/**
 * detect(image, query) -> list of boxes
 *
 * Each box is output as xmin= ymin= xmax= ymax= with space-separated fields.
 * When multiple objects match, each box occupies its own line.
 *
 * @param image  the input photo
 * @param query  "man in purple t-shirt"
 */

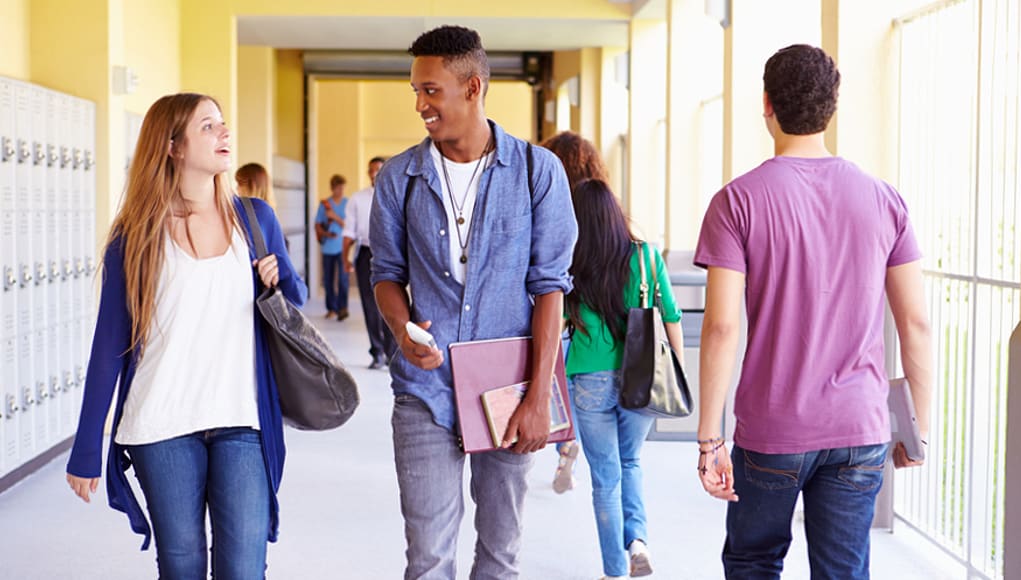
xmin=693 ymin=44 xmax=933 ymax=579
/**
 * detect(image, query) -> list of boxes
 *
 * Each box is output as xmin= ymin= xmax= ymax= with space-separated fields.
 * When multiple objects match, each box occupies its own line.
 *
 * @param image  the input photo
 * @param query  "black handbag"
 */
xmin=241 ymin=198 xmax=359 ymax=431
xmin=619 ymin=242 xmax=693 ymax=418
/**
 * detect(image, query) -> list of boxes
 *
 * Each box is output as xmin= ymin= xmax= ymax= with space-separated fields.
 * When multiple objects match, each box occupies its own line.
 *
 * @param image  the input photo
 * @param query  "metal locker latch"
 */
xmin=3 ymin=266 xmax=15 ymax=291
xmin=64 ymin=371 xmax=75 ymax=392
xmin=75 ymin=366 xmax=85 ymax=386
xmin=50 ymin=376 xmax=60 ymax=397
xmin=32 ymin=142 xmax=45 ymax=166
xmin=19 ymin=264 xmax=32 ymax=287
xmin=72 ymin=148 xmax=83 ymax=170
xmin=1 ymin=137 xmax=14 ymax=163
xmin=84 ymin=150 xmax=95 ymax=171
xmin=5 ymin=394 xmax=18 ymax=416
xmin=37 ymin=382 xmax=48 ymax=401
xmin=22 ymin=387 xmax=35 ymax=407
xmin=85 ymin=256 xmax=95 ymax=275
xmin=74 ymin=258 xmax=84 ymax=278
xmin=62 ymin=260 xmax=73 ymax=280
xmin=49 ymin=261 xmax=60 ymax=283
xmin=60 ymin=146 xmax=71 ymax=169
xmin=47 ymin=144 xmax=58 ymax=168
xmin=35 ymin=262 xmax=46 ymax=285
xmin=17 ymin=140 xmax=30 ymax=164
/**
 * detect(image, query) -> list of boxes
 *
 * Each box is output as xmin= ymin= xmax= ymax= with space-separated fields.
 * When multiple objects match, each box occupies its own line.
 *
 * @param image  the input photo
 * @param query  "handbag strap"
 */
xmin=635 ymin=241 xmax=662 ymax=310
xmin=240 ymin=197 xmax=269 ymax=260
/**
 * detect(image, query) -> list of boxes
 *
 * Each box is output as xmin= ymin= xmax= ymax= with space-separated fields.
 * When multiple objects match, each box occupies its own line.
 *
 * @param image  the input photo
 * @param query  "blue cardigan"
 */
xmin=66 ymin=197 xmax=308 ymax=549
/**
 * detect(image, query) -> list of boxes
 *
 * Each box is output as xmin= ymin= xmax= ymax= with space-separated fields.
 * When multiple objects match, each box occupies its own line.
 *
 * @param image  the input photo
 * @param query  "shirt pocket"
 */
xmin=489 ymin=213 xmax=531 ymax=271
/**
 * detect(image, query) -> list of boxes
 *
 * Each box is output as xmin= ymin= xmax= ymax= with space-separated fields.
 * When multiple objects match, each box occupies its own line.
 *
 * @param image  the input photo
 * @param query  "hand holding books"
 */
xmin=481 ymin=380 xmax=571 ymax=448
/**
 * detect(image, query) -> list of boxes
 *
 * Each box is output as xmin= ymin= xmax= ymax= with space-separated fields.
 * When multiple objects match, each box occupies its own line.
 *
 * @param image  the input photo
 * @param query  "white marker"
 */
xmin=405 ymin=321 xmax=438 ymax=350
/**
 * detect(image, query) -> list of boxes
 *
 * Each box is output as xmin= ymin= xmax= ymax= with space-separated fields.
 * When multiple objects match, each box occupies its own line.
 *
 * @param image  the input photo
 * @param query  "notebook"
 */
xmin=449 ymin=336 xmax=575 ymax=453
xmin=888 ymin=378 xmax=925 ymax=461
xmin=481 ymin=379 xmax=571 ymax=447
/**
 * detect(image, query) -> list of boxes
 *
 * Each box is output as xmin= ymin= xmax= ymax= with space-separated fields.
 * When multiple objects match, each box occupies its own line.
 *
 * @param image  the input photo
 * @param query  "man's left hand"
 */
xmin=503 ymin=397 xmax=550 ymax=454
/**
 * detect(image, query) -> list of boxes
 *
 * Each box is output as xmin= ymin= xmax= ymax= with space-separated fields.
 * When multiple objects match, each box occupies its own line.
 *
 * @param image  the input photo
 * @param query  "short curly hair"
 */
xmin=409 ymin=25 xmax=490 ymax=95
xmin=763 ymin=44 xmax=840 ymax=135
xmin=540 ymin=132 xmax=609 ymax=189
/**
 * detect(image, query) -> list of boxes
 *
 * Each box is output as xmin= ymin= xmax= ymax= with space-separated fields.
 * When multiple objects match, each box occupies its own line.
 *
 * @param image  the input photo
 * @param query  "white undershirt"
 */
xmin=430 ymin=142 xmax=493 ymax=284
xmin=115 ymin=229 xmax=259 ymax=445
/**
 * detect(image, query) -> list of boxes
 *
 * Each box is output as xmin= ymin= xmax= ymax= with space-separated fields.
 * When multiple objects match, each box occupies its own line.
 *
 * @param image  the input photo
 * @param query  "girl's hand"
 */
xmin=253 ymin=255 xmax=279 ymax=288
xmin=67 ymin=473 xmax=99 ymax=503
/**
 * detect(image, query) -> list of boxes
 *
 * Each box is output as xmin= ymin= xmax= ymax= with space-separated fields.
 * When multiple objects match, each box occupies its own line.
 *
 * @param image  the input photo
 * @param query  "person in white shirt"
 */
xmin=343 ymin=156 xmax=396 ymax=369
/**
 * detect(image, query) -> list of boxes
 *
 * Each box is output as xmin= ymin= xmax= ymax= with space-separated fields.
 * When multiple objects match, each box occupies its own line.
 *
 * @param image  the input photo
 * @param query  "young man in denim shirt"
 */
xmin=369 ymin=25 xmax=577 ymax=580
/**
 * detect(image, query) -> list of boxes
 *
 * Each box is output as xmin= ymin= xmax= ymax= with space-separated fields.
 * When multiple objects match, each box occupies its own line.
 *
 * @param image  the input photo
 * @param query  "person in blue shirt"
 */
xmin=370 ymin=25 xmax=578 ymax=579
xmin=315 ymin=174 xmax=350 ymax=320
xmin=65 ymin=93 xmax=307 ymax=578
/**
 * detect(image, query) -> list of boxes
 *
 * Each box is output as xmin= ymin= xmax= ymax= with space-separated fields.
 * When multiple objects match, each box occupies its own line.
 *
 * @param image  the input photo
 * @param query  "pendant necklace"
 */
xmin=439 ymin=136 xmax=492 ymax=264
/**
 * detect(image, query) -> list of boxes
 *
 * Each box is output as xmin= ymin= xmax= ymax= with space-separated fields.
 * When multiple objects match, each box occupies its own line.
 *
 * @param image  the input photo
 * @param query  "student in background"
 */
xmin=539 ymin=131 xmax=612 ymax=495
xmin=65 ymin=92 xmax=307 ymax=578
xmin=315 ymin=174 xmax=350 ymax=320
xmin=342 ymin=156 xmax=396 ymax=369
xmin=564 ymin=178 xmax=684 ymax=580
xmin=236 ymin=162 xmax=276 ymax=209
xmin=694 ymin=44 xmax=932 ymax=579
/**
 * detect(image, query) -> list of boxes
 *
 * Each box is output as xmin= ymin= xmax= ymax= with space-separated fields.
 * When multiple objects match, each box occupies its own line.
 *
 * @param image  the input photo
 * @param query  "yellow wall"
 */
xmin=123 ymin=0 xmax=180 ymax=116
xmin=315 ymin=81 xmax=361 ymax=199
xmin=0 ymin=0 xmax=31 ymax=80
xmin=275 ymin=49 xmax=304 ymax=161
xmin=237 ymin=46 xmax=276 ymax=171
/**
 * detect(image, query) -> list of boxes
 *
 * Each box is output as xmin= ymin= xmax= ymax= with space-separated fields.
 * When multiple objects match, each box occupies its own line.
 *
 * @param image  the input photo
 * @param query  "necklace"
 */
xmin=439 ymin=136 xmax=492 ymax=264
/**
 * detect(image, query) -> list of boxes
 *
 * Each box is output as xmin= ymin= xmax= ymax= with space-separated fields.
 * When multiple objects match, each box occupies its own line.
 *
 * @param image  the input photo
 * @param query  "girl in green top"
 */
xmin=564 ymin=178 xmax=685 ymax=580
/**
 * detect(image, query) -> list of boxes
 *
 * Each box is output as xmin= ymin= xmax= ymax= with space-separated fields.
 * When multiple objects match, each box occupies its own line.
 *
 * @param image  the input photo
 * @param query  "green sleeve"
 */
xmin=653 ymin=247 xmax=682 ymax=323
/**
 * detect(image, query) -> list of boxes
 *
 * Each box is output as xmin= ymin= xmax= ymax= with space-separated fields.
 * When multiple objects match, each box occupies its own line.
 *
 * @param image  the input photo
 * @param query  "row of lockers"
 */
xmin=0 ymin=76 xmax=96 ymax=479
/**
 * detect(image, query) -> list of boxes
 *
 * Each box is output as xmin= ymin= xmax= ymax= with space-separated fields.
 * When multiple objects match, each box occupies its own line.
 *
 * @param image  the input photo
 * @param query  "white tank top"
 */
xmin=115 ymin=229 xmax=259 ymax=445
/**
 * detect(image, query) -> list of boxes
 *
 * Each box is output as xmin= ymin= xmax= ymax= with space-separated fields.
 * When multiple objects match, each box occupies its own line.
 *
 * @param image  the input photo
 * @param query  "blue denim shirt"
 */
xmin=369 ymin=121 xmax=577 ymax=431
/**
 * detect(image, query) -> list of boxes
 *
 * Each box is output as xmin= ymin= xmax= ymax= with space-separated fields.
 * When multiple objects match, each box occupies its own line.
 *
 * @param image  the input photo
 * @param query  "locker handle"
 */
xmin=1 ymin=137 xmax=14 ymax=163
xmin=47 ymin=144 xmax=58 ymax=168
xmin=60 ymin=146 xmax=71 ymax=169
xmin=35 ymin=262 xmax=46 ymax=285
xmin=86 ymin=256 xmax=95 ymax=275
xmin=32 ymin=142 xmax=45 ymax=166
xmin=6 ymin=395 xmax=18 ymax=416
xmin=84 ymin=150 xmax=95 ymax=171
xmin=3 ymin=266 xmax=14 ymax=291
xmin=37 ymin=382 xmax=49 ymax=400
xmin=17 ymin=140 xmax=31 ymax=164
xmin=20 ymin=264 xmax=33 ymax=287
xmin=49 ymin=261 xmax=60 ymax=283
xmin=50 ymin=376 xmax=61 ymax=396
xmin=22 ymin=387 xmax=35 ymax=406
xmin=72 ymin=148 xmax=83 ymax=170
xmin=74 ymin=259 xmax=84 ymax=277
xmin=75 ymin=366 xmax=85 ymax=387
xmin=64 ymin=372 xmax=75 ymax=392
xmin=62 ymin=260 xmax=73 ymax=280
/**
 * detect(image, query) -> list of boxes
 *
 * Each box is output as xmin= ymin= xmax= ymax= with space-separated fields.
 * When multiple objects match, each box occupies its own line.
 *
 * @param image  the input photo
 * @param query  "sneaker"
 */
xmin=336 ymin=308 xmax=350 ymax=321
xmin=553 ymin=441 xmax=579 ymax=494
xmin=368 ymin=355 xmax=387 ymax=370
xmin=628 ymin=539 xmax=652 ymax=577
xmin=324 ymin=311 xmax=336 ymax=320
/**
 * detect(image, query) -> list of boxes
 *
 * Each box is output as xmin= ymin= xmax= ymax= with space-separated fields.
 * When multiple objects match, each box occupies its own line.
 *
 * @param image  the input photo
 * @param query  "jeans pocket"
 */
xmin=838 ymin=443 xmax=888 ymax=491
xmin=570 ymin=373 xmax=618 ymax=412
xmin=741 ymin=449 xmax=804 ymax=491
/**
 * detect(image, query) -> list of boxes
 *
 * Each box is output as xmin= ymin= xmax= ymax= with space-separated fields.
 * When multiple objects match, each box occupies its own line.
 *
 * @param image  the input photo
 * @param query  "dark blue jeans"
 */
xmin=322 ymin=252 xmax=348 ymax=313
xmin=126 ymin=427 xmax=270 ymax=580
xmin=723 ymin=443 xmax=888 ymax=580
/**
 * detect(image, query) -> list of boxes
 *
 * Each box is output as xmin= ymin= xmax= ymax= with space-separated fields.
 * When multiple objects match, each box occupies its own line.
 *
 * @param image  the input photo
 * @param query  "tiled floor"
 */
xmin=0 ymin=295 xmax=966 ymax=579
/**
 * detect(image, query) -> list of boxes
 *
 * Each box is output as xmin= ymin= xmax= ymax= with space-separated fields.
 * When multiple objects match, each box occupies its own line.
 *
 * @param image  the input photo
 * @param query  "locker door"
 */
xmin=44 ymin=90 xmax=63 ymax=440
xmin=29 ymin=86 xmax=49 ymax=449
xmin=69 ymin=98 xmax=86 ymax=419
xmin=1 ymin=335 xmax=18 ymax=477
xmin=0 ymin=79 xmax=16 ymax=340
xmin=57 ymin=94 xmax=74 ymax=431
xmin=13 ymin=82 xmax=36 ymax=462
xmin=60 ymin=319 xmax=76 ymax=429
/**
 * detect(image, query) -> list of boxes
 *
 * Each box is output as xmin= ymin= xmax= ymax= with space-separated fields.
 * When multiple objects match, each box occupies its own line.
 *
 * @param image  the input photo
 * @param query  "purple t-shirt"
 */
xmin=694 ymin=156 xmax=921 ymax=454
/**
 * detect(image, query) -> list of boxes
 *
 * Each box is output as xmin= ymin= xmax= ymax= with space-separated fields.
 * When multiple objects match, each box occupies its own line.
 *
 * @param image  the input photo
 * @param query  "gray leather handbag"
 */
xmin=241 ymin=198 xmax=359 ymax=431
xmin=619 ymin=242 xmax=693 ymax=418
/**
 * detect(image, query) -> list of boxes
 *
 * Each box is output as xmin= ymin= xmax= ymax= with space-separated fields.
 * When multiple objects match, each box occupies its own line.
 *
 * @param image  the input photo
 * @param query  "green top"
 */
xmin=565 ymin=243 xmax=682 ymax=376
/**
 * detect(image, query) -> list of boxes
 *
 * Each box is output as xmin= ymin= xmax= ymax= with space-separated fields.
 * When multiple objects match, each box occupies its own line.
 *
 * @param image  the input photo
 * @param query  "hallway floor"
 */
xmin=0 ymin=294 xmax=966 ymax=579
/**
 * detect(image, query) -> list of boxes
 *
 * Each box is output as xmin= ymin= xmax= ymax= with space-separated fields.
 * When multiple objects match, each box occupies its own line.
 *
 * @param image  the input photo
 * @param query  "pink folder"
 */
xmin=449 ymin=336 xmax=575 ymax=453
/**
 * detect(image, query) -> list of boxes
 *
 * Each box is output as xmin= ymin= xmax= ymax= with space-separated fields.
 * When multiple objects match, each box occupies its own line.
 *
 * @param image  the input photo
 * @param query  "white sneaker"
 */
xmin=628 ymin=539 xmax=653 ymax=577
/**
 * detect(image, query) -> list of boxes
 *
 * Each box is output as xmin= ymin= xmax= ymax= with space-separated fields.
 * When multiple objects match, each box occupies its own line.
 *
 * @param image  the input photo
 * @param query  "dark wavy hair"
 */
xmin=409 ymin=25 xmax=490 ymax=96
xmin=566 ymin=179 xmax=636 ymax=344
xmin=539 ymin=132 xmax=610 ymax=190
xmin=763 ymin=44 xmax=840 ymax=135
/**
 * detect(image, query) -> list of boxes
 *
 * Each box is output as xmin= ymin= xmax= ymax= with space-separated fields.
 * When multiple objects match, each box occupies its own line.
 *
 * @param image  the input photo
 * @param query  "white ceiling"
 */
xmin=237 ymin=15 xmax=631 ymax=52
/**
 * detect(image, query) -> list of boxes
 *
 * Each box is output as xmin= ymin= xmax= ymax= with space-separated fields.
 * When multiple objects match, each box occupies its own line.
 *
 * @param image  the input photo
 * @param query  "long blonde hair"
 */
xmin=108 ymin=93 xmax=238 ymax=357
xmin=236 ymin=162 xmax=276 ymax=209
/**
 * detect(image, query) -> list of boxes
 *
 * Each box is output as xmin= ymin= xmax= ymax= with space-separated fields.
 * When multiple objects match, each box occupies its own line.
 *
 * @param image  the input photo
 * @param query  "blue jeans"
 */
xmin=570 ymin=370 xmax=655 ymax=577
xmin=724 ymin=443 xmax=889 ymax=580
xmin=126 ymin=428 xmax=270 ymax=580
xmin=391 ymin=393 xmax=533 ymax=580
xmin=322 ymin=252 xmax=348 ymax=313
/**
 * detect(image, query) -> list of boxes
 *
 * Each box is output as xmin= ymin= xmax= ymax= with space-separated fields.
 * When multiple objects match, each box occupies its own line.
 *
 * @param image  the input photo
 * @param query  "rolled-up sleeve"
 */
xmin=526 ymin=147 xmax=577 ymax=296
xmin=369 ymin=161 xmax=409 ymax=288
